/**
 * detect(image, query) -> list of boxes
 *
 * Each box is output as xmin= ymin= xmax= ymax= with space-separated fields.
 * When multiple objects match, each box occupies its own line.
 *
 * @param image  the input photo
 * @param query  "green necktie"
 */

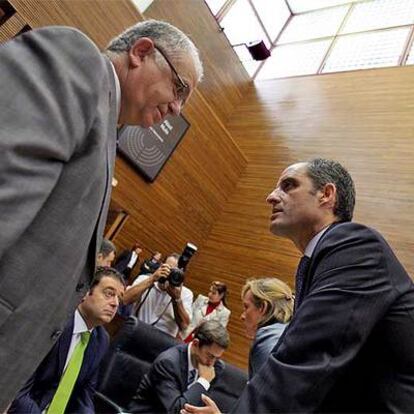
xmin=47 ymin=331 xmax=91 ymax=414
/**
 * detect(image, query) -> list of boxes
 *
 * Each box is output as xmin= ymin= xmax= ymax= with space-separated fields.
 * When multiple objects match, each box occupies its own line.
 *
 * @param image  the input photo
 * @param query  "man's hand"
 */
xmin=166 ymin=283 xmax=182 ymax=301
xmin=181 ymin=394 xmax=221 ymax=414
xmin=152 ymin=263 xmax=171 ymax=282
xmin=198 ymin=364 xmax=215 ymax=383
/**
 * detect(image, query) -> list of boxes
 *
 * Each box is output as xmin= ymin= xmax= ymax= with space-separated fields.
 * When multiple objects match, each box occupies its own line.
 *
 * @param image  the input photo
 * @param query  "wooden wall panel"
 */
xmin=145 ymin=0 xmax=251 ymax=125
xmin=189 ymin=66 xmax=414 ymax=369
xmin=9 ymin=0 xmax=143 ymax=49
xmin=4 ymin=0 xmax=249 ymax=275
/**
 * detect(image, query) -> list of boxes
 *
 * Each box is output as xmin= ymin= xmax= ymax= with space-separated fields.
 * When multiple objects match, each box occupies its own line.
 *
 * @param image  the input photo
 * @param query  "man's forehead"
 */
xmin=100 ymin=276 xmax=124 ymax=291
xmin=278 ymin=162 xmax=308 ymax=182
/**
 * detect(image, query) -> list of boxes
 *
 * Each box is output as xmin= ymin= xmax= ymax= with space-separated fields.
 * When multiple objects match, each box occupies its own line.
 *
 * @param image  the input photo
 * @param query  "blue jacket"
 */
xmin=249 ymin=322 xmax=287 ymax=379
xmin=9 ymin=314 xmax=109 ymax=414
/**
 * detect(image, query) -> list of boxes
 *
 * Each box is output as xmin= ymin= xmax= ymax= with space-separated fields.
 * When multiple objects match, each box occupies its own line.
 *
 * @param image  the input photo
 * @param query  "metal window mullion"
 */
xmin=252 ymin=12 xmax=294 ymax=80
xmin=317 ymin=2 xmax=354 ymax=73
xmin=216 ymin=0 xmax=239 ymax=23
xmin=398 ymin=25 xmax=414 ymax=65
xmin=248 ymin=0 xmax=273 ymax=45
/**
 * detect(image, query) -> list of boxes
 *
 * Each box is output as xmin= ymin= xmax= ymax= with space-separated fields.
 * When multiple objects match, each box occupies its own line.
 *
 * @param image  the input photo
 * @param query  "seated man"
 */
xmin=96 ymin=239 xmax=117 ymax=267
xmin=9 ymin=268 xmax=125 ymax=414
xmin=123 ymin=253 xmax=193 ymax=337
xmin=128 ymin=320 xmax=229 ymax=413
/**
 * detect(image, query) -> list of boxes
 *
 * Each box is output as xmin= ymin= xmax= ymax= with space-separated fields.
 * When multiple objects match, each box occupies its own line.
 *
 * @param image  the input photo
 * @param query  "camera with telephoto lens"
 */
xmin=159 ymin=242 xmax=198 ymax=287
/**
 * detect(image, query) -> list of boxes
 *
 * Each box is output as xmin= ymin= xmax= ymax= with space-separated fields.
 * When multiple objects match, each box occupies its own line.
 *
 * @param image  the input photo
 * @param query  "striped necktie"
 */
xmin=294 ymin=256 xmax=311 ymax=312
xmin=47 ymin=331 xmax=91 ymax=414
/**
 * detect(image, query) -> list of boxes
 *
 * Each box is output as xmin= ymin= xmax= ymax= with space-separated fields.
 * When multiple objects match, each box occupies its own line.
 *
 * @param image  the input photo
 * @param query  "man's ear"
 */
xmin=319 ymin=183 xmax=337 ymax=210
xmin=128 ymin=37 xmax=155 ymax=67
xmin=192 ymin=338 xmax=199 ymax=349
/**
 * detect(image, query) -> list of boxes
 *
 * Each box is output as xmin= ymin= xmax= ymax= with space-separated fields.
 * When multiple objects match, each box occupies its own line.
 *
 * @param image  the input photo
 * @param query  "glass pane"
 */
xmin=405 ymin=40 xmax=414 ymax=65
xmin=341 ymin=0 xmax=414 ymax=34
xmin=251 ymin=0 xmax=291 ymax=42
xmin=278 ymin=5 xmax=350 ymax=44
xmin=323 ymin=27 xmax=410 ymax=73
xmin=256 ymin=39 xmax=332 ymax=80
xmin=204 ymin=0 xmax=227 ymax=16
xmin=241 ymin=60 xmax=262 ymax=76
xmin=287 ymin=0 xmax=361 ymax=14
xmin=220 ymin=0 xmax=270 ymax=47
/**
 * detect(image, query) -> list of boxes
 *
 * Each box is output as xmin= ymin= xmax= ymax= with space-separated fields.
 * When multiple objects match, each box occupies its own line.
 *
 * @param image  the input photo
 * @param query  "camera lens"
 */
xmin=168 ymin=268 xmax=184 ymax=287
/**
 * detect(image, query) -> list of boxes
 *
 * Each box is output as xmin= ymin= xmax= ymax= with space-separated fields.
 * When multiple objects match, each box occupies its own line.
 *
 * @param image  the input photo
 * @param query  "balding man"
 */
xmin=0 ymin=20 xmax=202 ymax=410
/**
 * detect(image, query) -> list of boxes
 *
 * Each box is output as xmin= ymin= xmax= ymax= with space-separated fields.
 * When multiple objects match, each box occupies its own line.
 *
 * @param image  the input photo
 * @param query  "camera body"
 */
xmin=159 ymin=242 xmax=198 ymax=287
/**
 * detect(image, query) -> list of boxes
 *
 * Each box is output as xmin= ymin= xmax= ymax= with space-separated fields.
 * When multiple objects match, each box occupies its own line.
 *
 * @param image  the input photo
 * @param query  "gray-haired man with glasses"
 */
xmin=0 ymin=19 xmax=202 ymax=411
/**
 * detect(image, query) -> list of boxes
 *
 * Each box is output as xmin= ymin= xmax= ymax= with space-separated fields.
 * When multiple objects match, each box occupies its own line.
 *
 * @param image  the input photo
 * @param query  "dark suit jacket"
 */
xmin=114 ymin=250 xmax=139 ymax=278
xmin=0 ymin=26 xmax=117 ymax=410
xmin=128 ymin=344 xmax=225 ymax=414
xmin=9 ymin=314 xmax=109 ymax=414
xmin=232 ymin=222 xmax=414 ymax=413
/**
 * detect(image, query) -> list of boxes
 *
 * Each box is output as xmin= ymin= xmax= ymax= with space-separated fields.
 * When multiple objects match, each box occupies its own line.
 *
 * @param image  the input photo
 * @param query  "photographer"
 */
xmin=123 ymin=253 xmax=193 ymax=337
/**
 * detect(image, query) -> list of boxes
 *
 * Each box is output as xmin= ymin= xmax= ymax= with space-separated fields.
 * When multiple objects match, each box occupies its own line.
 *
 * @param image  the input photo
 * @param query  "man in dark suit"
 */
xmin=184 ymin=158 xmax=414 ymax=413
xmin=8 ymin=267 xmax=125 ymax=414
xmin=114 ymin=242 xmax=143 ymax=281
xmin=128 ymin=320 xmax=229 ymax=414
xmin=0 ymin=20 xmax=203 ymax=410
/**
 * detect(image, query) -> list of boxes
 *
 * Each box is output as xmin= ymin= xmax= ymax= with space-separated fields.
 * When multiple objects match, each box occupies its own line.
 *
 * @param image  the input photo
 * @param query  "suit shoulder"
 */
xmin=94 ymin=325 xmax=110 ymax=349
xmin=321 ymin=222 xmax=383 ymax=249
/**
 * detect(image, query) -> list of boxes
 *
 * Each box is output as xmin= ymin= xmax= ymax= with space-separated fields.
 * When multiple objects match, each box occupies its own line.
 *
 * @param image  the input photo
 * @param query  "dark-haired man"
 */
xmin=128 ymin=320 xmax=229 ymax=414
xmin=97 ymin=239 xmax=117 ymax=268
xmin=184 ymin=158 xmax=414 ymax=413
xmin=9 ymin=268 xmax=125 ymax=414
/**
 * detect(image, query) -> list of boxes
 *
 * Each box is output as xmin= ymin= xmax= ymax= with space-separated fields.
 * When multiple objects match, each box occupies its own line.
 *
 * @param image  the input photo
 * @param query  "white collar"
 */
xmin=108 ymin=61 xmax=121 ymax=120
xmin=74 ymin=309 xmax=93 ymax=334
xmin=304 ymin=225 xmax=330 ymax=258
xmin=188 ymin=342 xmax=196 ymax=372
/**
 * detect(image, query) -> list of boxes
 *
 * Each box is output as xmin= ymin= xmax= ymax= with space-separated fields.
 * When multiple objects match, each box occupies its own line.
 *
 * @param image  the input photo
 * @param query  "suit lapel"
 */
xmin=304 ymin=222 xmax=342 ymax=296
xmin=178 ymin=345 xmax=189 ymax=390
xmin=57 ymin=317 xmax=75 ymax=376
xmin=94 ymin=58 xmax=118 ymax=259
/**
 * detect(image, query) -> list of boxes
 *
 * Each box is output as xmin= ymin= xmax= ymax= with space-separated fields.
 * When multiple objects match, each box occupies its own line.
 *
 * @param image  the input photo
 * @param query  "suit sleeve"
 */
xmin=0 ymin=27 xmax=106 ymax=262
xmin=149 ymin=356 xmax=206 ymax=414
xmin=7 ymin=373 xmax=42 ymax=414
xmin=231 ymin=226 xmax=396 ymax=412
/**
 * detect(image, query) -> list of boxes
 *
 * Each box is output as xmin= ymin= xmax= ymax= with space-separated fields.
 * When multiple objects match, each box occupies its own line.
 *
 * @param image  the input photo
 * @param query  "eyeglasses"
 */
xmin=154 ymin=45 xmax=190 ymax=106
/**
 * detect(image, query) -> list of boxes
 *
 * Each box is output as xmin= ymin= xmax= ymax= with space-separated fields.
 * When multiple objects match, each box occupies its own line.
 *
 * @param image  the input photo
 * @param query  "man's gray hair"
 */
xmin=306 ymin=158 xmax=356 ymax=222
xmin=106 ymin=19 xmax=203 ymax=82
xmin=99 ymin=239 xmax=116 ymax=258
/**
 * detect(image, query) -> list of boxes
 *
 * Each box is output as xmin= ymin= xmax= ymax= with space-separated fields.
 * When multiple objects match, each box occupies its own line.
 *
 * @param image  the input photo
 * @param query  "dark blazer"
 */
xmin=0 ymin=26 xmax=117 ymax=410
xmin=9 ymin=314 xmax=109 ymax=414
xmin=114 ymin=250 xmax=139 ymax=277
xmin=128 ymin=344 xmax=225 ymax=414
xmin=232 ymin=222 xmax=414 ymax=413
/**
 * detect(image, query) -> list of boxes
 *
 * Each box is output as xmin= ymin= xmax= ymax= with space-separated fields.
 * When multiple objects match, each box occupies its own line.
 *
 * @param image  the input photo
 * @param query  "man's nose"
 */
xmin=266 ymin=188 xmax=279 ymax=204
xmin=168 ymin=100 xmax=181 ymax=116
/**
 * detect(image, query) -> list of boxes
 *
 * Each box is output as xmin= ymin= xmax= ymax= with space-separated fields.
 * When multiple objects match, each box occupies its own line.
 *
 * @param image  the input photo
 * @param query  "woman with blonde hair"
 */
xmin=241 ymin=277 xmax=293 ymax=378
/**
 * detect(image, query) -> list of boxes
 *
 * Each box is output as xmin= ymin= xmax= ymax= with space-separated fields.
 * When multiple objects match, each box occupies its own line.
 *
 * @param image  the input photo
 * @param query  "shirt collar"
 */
xmin=74 ymin=309 xmax=93 ymax=334
xmin=108 ymin=61 xmax=121 ymax=119
xmin=304 ymin=225 xmax=330 ymax=258
xmin=188 ymin=342 xmax=196 ymax=372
